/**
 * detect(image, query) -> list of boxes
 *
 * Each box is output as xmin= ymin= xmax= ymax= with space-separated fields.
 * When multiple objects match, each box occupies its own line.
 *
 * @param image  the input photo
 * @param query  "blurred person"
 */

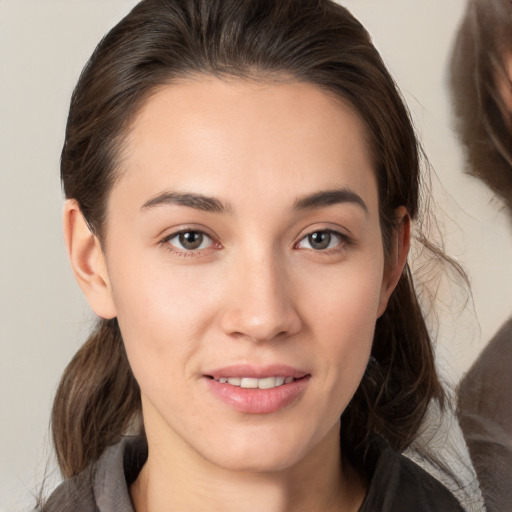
xmin=450 ymin=0 xmax=512 ymax=510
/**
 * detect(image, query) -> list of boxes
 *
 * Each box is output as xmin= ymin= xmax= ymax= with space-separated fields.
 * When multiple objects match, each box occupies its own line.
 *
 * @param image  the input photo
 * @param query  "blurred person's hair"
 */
xmin=450 ymin=0 xmax=512 ymax=212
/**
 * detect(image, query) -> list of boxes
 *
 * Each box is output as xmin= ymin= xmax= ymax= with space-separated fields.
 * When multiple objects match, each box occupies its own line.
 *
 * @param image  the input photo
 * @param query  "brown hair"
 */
xmin=54 ymin=0 xmax=445 ymax=478
xmin=450 ymin=0 xmax=512 ymax=212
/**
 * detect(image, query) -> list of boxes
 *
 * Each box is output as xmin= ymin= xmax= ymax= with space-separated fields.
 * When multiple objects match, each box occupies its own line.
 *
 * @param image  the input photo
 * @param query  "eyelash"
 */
xmin=159 ymin=229 xmax=219 ymax=257
xmin=159 ymin=228 xmax=351 ymax=257
xmin=294 ymin=229 xmax=351 ymax=253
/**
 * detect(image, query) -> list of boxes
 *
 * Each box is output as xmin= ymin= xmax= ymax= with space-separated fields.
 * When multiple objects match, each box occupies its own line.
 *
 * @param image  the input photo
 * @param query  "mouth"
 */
xmin=206 ymin=375 xmax=301 ymax=389
xmin=203 ymin=366 xmax=310 ymax=414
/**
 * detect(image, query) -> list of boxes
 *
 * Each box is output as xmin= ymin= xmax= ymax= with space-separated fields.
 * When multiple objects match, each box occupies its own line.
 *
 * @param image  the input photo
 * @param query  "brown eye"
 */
xmin=296 ymin=230 xmax=346 ymax=251
xmin=166 ymin=230 xmax=212 ymax=251
xmin=308 ymin=231 xmax=332 ymax=250
xmin=179 ymin=231 xmax=204 ymax=250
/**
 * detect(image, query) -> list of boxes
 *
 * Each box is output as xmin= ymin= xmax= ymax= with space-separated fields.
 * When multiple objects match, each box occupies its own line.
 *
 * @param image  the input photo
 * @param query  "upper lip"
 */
xmin=204 ymin=364 xmax=309 ymax=380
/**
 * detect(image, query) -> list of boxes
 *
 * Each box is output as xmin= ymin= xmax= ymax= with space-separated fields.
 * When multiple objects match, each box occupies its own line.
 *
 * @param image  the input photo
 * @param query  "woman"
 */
xmin=43 ymin=0 xmax=464 ymax=510
xmin=450 ymin=1 xmax=512 ymax=510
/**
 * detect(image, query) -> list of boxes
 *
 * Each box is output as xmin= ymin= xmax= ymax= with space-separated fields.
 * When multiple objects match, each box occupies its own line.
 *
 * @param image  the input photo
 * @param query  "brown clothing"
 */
xmin=458 ymin=316 xmax=512 ymax=512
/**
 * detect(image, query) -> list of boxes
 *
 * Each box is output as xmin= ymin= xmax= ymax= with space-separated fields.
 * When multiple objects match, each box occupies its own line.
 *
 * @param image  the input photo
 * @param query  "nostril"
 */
xmin=219 ymin=297 xmax=303 ymax=343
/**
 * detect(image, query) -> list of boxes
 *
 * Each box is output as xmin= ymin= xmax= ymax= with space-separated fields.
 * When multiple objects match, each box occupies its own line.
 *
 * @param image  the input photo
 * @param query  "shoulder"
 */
xmin=457 ymin=317 xmax=512 ymax=512
xmin=40 ymin=466 xmax=97 ymax=512
xmin=459 ymin=316 xmax=512 ymax=406
xmin=457 ymin=316 xmax=512 ymax=450
xmin=41 ymin=436 xmax=147 ymax=512
xmin=359 ymin=437 xmax=463 ymax=512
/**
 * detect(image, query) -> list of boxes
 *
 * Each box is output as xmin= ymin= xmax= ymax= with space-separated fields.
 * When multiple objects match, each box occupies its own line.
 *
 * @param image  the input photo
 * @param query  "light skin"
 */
xmin=497 ymin=51 xmax=512 ymax=118
xmin=64 ymin=77 xmax=410 ymax=512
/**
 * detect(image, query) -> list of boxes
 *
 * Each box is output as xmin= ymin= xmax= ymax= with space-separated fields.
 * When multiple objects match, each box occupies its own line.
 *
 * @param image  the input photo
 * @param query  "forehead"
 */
xmin=114 ymin=77 xmax=377 ymax=214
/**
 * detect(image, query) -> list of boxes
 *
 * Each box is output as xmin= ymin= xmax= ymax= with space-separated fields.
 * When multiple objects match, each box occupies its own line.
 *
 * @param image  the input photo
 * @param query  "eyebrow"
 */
xmin=141 ymin=191 xmax=230 ymax=213
xmin=293 ymin=188 xmax=368 ymax=215
xmin=140 ymin=187 xmax=368 ymax=215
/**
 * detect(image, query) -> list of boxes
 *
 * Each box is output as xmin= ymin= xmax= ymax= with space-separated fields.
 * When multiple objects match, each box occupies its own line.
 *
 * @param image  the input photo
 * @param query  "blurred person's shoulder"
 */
xmin=459 ymin=316 xmax=512 ymax=405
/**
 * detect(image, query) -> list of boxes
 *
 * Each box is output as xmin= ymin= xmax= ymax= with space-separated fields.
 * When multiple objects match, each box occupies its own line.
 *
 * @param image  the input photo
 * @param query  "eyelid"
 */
xmin=294 ymin=227 xmax=352 ymax=251
xmin=159 ymin=226 xmax=221 ymax=255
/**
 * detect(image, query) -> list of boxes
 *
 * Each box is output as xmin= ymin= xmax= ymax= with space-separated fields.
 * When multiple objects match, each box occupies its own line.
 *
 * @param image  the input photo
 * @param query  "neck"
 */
xmin=130 ymin=422 xmax=366 ymax=512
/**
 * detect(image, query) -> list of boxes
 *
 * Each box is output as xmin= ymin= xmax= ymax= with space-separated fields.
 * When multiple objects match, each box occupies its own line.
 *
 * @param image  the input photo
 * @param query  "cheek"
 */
xmin=304 ymin=252 xmax=384 ymax=338
xmin=302 ymin=255 xmax=384 ymax=389
xmin=106 ymin=248 xmax=223 ymax=391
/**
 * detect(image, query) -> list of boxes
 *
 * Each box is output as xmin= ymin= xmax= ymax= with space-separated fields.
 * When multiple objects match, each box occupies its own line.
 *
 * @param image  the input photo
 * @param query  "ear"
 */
xmin=498 ymin=50 xmax=512 ymax=113
xmin=63 ymin=199 xmax=117 ymax=319
xmin=377 ymin=206 xmax=411 ymax=318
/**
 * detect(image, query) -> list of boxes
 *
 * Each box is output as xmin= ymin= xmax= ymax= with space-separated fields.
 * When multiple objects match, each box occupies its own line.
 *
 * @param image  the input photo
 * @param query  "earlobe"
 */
xmin=377 ymin=207 xmax=411 ymax=317
xmin=63 ymin=199 xmax=117 ymax=319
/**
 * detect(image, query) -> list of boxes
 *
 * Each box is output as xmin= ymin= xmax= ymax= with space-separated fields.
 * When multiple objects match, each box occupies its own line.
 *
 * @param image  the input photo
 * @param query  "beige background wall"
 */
xmin=1 ymin=1 xmax=511 ymax=510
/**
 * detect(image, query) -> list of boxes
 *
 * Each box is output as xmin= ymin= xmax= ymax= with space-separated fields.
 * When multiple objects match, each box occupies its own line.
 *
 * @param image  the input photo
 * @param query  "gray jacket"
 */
xmin=43 ymin=435 xmax=463 ymax=511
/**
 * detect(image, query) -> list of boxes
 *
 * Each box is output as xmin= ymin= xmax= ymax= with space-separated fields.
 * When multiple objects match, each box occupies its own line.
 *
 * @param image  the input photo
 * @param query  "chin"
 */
xmin=206 ymin=446 xmax=303 ymax=473
xmin=195 ymin=424 xmax=325 ymax=474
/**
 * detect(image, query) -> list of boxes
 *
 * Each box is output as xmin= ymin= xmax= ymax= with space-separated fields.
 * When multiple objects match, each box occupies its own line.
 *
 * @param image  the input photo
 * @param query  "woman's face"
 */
xmin=98 ymin=78 xmax=398 ymax=472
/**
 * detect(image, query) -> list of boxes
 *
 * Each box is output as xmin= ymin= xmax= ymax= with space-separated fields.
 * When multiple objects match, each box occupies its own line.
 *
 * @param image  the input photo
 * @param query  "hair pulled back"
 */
xmin=54 ymin=0 xmax=444 ymax=478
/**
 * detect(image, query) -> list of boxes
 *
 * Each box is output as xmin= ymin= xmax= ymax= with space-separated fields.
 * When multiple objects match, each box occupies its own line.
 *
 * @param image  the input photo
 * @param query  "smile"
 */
xmin=214 ymin=376 xmax=295 ymax=389
xmin=206 ymin=373 xmax=310 ymax=414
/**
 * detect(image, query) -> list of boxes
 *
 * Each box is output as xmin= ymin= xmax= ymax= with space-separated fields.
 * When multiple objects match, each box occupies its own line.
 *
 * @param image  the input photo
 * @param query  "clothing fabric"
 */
xmin=457 ymin=316 xmax=512 ymax=512
xmin=43 ymin=435 xmax=463 ymax=511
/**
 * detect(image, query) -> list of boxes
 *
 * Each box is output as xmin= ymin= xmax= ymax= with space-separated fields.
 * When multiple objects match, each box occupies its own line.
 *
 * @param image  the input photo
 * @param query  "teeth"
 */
xmin=216 ymin=376 xmax=293 ymax=389
xmin=257 ymin=377 xmax=277 ymax=389
xmin=241 ymin=377 xmax=259 ymax=389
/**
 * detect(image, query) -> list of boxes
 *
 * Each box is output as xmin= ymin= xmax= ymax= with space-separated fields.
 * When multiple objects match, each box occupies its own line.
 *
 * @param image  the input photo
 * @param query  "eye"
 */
xmin=163 ymin=230 xmax=214 ymax=251
xmin=296 ymin=230 xmax=346 ymax=251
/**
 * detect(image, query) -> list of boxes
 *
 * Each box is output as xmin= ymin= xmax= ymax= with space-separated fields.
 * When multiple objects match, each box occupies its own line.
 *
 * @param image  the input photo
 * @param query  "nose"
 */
xmin=219 ymin=251 xmax=303 ymax=343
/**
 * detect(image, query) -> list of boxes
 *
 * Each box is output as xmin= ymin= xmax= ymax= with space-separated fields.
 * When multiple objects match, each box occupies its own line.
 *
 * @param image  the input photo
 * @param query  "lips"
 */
xmin=204 ymin=365 xmax=310 ymax=414
xmin=205 ymin=364 xmax=308 ymax=380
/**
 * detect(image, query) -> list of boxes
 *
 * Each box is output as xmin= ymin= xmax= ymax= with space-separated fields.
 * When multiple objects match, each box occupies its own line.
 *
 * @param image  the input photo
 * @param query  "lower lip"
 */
xmin=205 ymin=377 xmax=310 ymax=414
